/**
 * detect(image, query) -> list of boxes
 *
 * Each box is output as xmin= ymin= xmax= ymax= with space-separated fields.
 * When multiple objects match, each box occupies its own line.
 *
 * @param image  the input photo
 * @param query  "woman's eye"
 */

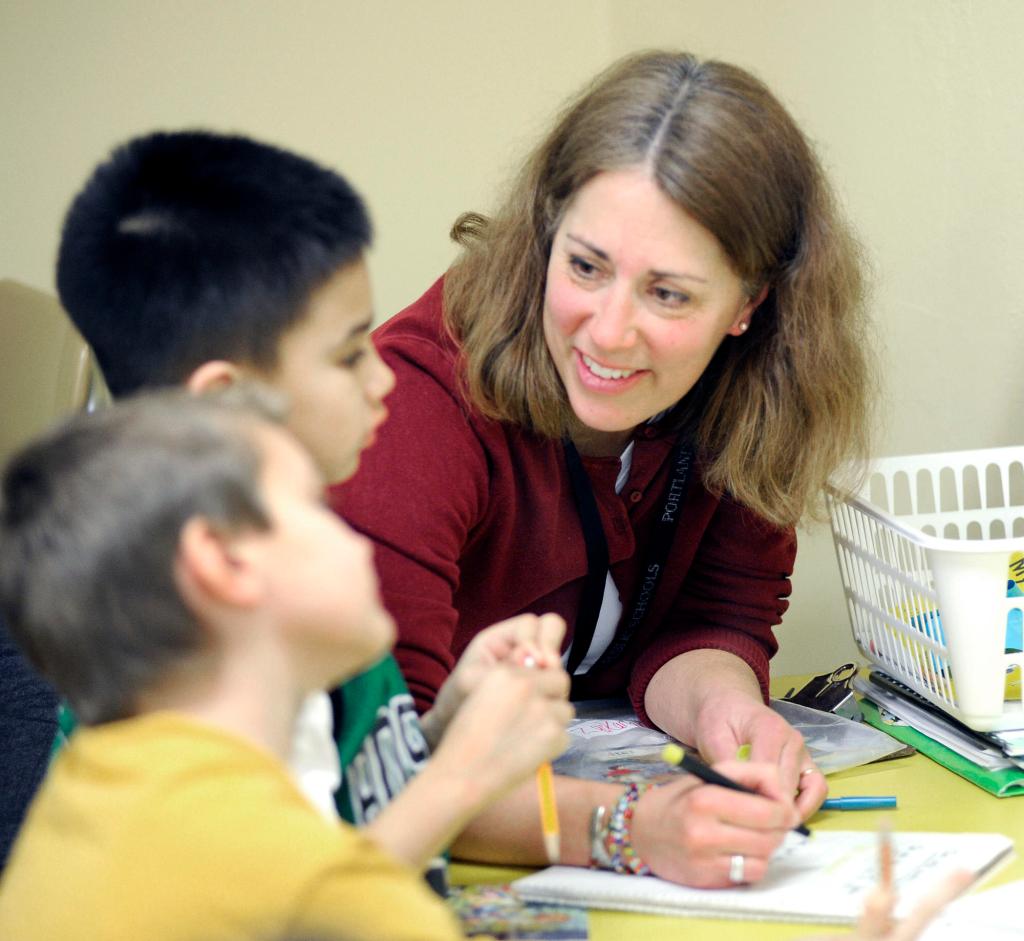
xmin=652 ymin=286 xmax=690 ymax=307
xmin=568 ymin=255 xmax=600 ymax=279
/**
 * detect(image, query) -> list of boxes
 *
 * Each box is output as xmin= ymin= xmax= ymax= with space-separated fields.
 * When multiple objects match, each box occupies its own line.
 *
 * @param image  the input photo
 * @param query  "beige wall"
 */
xmin=3 ymin=0 xmax=1021 ymax=676
xmin=1 ymin=0 xmax=614 ymax=321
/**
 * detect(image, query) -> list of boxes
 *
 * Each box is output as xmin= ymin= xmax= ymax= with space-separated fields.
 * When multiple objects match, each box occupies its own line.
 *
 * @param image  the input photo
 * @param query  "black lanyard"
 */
xmin=563 ymin=435 xmax=693 ymax=677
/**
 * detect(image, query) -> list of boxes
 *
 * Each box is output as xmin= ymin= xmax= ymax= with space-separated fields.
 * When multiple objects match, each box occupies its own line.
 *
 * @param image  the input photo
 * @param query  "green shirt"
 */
xmin=333 ymin=654 xmax=431 ymax=825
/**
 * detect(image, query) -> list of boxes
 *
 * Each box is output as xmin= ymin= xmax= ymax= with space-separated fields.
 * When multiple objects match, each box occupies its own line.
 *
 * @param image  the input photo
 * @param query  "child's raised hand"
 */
xmin=430 ymin=662 xmax=574 ymax=805
xmin=807 ymin=869 xmax=973 ymax=941
xmin=422 ymin=613 xmax=567 ymax=747
xmin=460 ymin=611 xmax=566 ymax=672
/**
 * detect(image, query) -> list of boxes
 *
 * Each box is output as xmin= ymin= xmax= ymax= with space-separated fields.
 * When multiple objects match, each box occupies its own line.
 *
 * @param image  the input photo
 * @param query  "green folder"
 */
xmin=860 ymin=698 xmax=1024 ymax=797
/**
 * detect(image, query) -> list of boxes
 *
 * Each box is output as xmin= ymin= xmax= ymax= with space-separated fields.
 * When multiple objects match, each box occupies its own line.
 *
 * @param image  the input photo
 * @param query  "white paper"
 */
xmin=514 ymin=831 xmax=1014 ymax=926
xmin=921 ymin=880 xmax=1024 ymax=939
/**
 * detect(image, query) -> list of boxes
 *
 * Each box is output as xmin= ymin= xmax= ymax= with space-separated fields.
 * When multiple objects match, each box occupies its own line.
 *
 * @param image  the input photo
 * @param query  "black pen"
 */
xmin=662 ymin=744 xmax=812 ymax=837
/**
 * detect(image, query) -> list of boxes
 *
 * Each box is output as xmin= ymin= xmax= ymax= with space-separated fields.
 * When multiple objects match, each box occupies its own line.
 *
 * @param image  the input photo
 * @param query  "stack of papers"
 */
xmin=854 ymin=674 xmax=1024 ymax=771
xmin=988 ymin=727 xmax=1024 ymax=758
xmin=856 ymin=672 xmax=1024 ymax=796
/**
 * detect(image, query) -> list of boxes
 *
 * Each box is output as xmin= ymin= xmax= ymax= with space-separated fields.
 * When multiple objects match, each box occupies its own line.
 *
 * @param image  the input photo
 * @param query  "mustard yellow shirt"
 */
xmin=0 ymin=712 xmax=463 ymax=941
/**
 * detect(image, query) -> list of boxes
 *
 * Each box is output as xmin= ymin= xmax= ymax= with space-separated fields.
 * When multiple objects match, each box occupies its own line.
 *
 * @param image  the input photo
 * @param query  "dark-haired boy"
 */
xmin=0 ymin=389 xmax=570 ymax=940
xmin=45 ymin=129 xmax=570 ymax=883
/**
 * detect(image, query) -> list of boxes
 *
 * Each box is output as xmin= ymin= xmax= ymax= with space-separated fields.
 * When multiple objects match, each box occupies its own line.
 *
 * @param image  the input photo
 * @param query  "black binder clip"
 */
xmin=782 ymin=662 xmax=862 ymax=721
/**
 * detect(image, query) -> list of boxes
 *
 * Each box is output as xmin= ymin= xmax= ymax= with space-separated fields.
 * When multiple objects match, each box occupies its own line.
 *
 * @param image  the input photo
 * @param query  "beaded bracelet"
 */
xmin=591 ymin=782 xmax=652 ymax=876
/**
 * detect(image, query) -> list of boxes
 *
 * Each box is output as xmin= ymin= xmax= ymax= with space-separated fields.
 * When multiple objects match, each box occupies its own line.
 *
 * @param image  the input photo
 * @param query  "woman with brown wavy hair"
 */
xmin=333 ymin=50 xmax=871 ymax=886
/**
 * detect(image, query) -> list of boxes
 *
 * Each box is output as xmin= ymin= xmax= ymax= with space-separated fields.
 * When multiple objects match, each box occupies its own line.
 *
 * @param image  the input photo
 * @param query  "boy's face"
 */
xmin=249 ymin=258 xmax=394 ymax=484
xmin=252 ymin=423 xmax=395 ymax=683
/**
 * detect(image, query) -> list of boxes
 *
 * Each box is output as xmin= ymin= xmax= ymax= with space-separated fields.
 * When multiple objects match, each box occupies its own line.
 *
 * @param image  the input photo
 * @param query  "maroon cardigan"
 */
xmin=330 ymin=278 xmax=796 ymax=725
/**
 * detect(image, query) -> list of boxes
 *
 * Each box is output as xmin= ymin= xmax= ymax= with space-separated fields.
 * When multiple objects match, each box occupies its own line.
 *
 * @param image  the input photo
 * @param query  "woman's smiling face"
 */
xmin=542 ymin=167 xmax=760 ymax=451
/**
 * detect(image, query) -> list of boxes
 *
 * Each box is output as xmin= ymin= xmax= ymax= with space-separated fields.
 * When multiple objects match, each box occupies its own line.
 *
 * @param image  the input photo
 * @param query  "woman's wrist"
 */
xmin=588 ymin=783 xmax=652 ymax=876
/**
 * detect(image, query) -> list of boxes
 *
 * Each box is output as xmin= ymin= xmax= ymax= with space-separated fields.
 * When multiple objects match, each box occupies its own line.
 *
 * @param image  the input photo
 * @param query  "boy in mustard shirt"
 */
xmin=0 ymin=388 xmax=570 ymax=941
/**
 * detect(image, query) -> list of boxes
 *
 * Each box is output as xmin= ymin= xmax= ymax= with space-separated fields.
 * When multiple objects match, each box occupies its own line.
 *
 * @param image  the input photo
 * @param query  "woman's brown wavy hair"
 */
xmin=443 ymin=50 xmax=873 ymax=527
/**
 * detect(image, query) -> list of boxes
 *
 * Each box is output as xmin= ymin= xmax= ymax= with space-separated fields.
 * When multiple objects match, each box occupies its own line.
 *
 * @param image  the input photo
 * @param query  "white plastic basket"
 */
xmin=826 ymin=445 xmax=1024 ymax=732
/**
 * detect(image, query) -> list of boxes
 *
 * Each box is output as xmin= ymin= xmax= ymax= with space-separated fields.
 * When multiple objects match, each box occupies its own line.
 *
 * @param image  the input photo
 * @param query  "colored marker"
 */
xmin=662 ymin=744 xmax=811 ymax=837
xmin=822 ymin=796 xmax=898 ymax=811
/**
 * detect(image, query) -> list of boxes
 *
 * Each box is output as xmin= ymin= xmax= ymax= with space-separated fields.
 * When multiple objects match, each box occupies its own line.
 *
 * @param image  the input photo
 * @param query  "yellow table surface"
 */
xmin=450 ymin=678 xmax=1024 ymax=940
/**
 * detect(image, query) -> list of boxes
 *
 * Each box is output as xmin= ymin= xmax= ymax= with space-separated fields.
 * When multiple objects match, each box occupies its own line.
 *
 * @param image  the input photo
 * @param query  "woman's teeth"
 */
xmin=582 ymin=353 xmax=638 ymax=380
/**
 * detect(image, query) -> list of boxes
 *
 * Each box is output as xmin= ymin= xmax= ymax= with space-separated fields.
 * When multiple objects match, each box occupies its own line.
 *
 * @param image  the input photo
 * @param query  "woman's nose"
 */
xmin=586 ymin=285 xmax=637 ymax=351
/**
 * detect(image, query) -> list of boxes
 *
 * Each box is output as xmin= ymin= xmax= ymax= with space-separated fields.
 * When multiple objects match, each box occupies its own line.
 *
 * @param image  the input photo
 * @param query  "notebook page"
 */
xmin=513 ymin=831 xmax=1014 ymax=925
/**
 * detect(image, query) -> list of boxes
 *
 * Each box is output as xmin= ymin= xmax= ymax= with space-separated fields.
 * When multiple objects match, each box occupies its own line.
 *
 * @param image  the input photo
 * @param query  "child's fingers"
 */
xmin=886 ymin=870 xmax=973 ymax=941
xmin=535 ymin=613 xmax=567 ymax=656
xmin=532 ymin=662 xmax=570 ymax=700
xmin=515 ymin=650 xmax=571 ymax=699
xmin=513 ymin=614 xmax=567 ymax=668
xmin=855 ymin=886 xmax=896 ymax=938
xmin=795 ymin=869 xmax=970 ymax=941
xmin=851 ymin=869 xmax=971 ymax=941
xmin=514 ymin=613 xmax=565 ymax=651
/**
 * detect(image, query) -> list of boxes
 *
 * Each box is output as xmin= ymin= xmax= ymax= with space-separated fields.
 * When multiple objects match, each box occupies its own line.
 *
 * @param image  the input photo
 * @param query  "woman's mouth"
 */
xmin=574 ymin=350 xmax=646 ymax=391
xmin=580 ymin=352 xmax=639 ymax=379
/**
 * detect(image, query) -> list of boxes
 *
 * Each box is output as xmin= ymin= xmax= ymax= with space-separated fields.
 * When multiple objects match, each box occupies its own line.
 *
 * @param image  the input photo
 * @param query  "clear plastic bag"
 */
xmin=552 ymin=696 xmax=905 ymax=783
xmin=770 ymin=697 xmax=907 ymax=774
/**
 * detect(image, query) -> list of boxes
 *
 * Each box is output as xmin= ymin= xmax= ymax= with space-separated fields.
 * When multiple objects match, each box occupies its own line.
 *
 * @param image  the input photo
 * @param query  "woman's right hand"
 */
xmin=633 ymin=773 xmax=969 ymax=939
xmin=430 ymin=663 xmax=573 ymax=807
xmin=630 ymin=760 xmax=801 ymax=888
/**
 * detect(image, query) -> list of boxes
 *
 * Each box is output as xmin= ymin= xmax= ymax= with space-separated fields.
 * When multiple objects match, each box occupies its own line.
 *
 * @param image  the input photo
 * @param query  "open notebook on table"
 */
xmin=513 ymin=830 xmax=1013 ymax=926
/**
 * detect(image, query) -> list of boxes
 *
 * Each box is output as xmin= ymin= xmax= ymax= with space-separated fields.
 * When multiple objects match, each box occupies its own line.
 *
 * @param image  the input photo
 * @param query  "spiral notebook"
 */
xmin=513 ymin=830 xmax=1014 ymax=925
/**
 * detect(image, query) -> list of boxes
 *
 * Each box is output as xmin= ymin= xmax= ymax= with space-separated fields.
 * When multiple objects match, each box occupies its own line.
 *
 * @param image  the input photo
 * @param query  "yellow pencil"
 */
xmin=520 ymin=652 xmax=561 ymax=864
xmin=536 ymin=760 xmax=560 ymax=863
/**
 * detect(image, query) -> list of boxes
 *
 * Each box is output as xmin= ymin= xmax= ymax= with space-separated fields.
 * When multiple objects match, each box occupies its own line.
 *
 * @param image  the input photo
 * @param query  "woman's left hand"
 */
xmin=693 ymin=688 xmax=827 ymax=819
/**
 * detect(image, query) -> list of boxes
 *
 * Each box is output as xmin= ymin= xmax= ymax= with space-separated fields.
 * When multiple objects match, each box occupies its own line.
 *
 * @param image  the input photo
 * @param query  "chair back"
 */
xmin=0 ymin=279 xmax=108 ymax=464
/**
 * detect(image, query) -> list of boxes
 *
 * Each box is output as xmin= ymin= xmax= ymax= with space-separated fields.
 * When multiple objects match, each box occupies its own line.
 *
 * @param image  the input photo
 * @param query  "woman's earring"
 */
xmin=738 ymin=322 xmax=749 ymax=333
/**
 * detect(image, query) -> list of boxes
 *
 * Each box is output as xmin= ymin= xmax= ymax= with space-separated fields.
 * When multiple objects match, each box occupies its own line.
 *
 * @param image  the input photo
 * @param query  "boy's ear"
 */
xmin=186 ymin=360 xmax=244 ymax=394
xmin=176 ymin=517 xmax=264 ymax=611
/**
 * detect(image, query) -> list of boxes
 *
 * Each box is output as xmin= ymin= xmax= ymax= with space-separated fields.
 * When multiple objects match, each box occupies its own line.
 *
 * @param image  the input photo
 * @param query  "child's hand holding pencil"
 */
xmin=427 ymin=656 xmax=572 ymax=819
xmin=518 ymin=646 xmax=564 ymax=865
xmin=421 ymin=611 xmax=572 ymax=865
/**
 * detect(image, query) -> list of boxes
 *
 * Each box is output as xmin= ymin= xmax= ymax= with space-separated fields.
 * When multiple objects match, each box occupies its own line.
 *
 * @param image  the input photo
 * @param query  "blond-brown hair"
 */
xmin=443 ymin=50 xmax=873 ymax=527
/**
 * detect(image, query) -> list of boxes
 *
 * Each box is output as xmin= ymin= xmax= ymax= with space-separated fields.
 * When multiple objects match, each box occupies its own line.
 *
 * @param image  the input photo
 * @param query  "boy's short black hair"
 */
xmin=0 ymin=387 xmax=284 ymax=724
xmin=57 ymin=131 xmax=373 ymax=396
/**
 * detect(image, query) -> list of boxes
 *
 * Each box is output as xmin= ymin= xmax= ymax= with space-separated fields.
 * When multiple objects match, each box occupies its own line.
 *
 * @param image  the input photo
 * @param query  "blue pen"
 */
xmin=822 ymin=796 xmax=897 ymax=810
